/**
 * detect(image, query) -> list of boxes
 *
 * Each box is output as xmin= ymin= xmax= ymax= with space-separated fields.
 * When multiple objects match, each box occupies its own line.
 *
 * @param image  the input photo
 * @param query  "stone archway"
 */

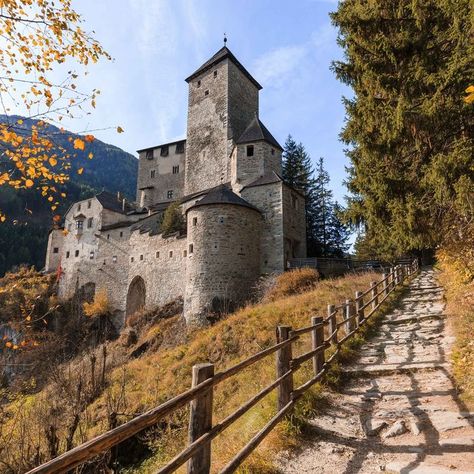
xmin=126 ymin=276 xmax=146 ymax=318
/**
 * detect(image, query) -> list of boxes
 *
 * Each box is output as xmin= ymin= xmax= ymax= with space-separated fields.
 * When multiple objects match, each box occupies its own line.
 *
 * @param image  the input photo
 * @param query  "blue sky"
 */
xmin=60 ymin=0 xmax=351 ymax=204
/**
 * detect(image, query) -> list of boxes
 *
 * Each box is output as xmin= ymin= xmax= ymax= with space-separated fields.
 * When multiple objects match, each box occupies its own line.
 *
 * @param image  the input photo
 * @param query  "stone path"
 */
xmin=279 ymin=268 xmax=474 ymax=473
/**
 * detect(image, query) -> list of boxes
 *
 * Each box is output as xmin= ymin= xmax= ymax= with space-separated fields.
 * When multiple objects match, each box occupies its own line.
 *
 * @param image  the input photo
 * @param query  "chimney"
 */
xmin=122 ymin=198 xmax=126 ymax=212
xmin=117 ymin=191 xmax=121 ymax=201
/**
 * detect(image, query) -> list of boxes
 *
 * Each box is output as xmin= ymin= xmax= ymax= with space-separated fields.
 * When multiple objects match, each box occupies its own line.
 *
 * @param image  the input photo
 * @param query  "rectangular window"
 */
xmin=219 ymin=216 xmax=225 ymax=224
xmin=140 ymin=254 xmax=144 ymax=261
xmin=131 ymin=256 xmax=134 ymax=262
xmin=172 ymin=165 xmax=179 ymax=174
xmin=151 ymin=170 xmax=156 ymax=179
xmin=156 ymin=251 xmax=160 ymax=258
xmin=183 ymin=250 xmax=187 ymax=257
xmin=160 ymin=145 xmax=169 ymax=157
xmin=68 ymin=223 xmax=72 ymax=231
xmin=75 ymin=250 xmax=79 ymax=257
xmin=271 ymin=148 xmax=275 ymax=156
xmin=192 ymin=217 xmax=197 ymax=226
xmin=107 ymin=234 xmax=110 ymax=240
xmin=214 ymin=70 xmax=218 ymax=78
xmin=189 ymin=244 xmax=194 ymax=254
xmin=175 ymin=142 xmax=185 ymax=154
xmin=120 ymin=231 xmax=123 ymax=238
xmin=76 ymin=220 xmax=83 ymax=230
xmin=197 ymin=80 xmax=201 ymax=88
xmin=89 ymin=251 xmax=94 ymax=259
xmin=167 ymin=190 xmax=174 ymax=199
xmin=247 ymin=145 xmax=254 ymax=157
xmin=146 ymin=150 xmax=153 ymax=160
xmin=53 ymin=247 xmax=59 ymax=254
xmin=87 ymin=200 xmax=92 ymax=209
xmin=204 ymin=90 xmax=209 ymax=96
xmin=169 ymin=251 xmax=173 ymax=258
xmin=66 ymin=251 xmax=70 ymax=258
xmin=87 ymin=217 xmax=93 ymax=229
xmin=112 ymin=255 xmax=117 ymax=263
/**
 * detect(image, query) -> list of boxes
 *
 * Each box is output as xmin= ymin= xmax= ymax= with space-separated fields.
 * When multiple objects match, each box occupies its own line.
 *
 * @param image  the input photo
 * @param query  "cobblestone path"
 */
xmin=279 ymin=268 xmax=474 ymax=473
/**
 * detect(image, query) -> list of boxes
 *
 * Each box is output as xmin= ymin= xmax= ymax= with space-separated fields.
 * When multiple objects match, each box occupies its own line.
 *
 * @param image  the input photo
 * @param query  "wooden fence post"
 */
xmin=276 ymin=326 xmax=293 ymax=411
xmin=355 ymin=291 xmax=364 ymax=325
xmin=382 ymin=273 xmax=389 ymax=297
xmin=311 ymin=316 xmax=325 ymax=375
xmin=371 ymin=281 xmax=378 ymax=311
xmin=344 ymin=299 xmax=356 ymax=334
xmin=187 ymin=363 xmax=214 ymax=474
xmin=328 ymin=304 xmax=338 ymax=345
xmin=390 ymin=267 xmax=395 ymax=289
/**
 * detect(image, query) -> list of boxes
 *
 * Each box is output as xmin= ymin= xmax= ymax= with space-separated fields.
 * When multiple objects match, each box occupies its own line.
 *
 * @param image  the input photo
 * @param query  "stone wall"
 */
xmin=45 ymin=229 xmax=64 ymax=272
xmin=185 ymin=59 xmax=229 ymax=195
xmin=136 ymin=141 xmax=186 ymax=204
xmin=184 ymin=204 xmax=261 ymax=324
xmin=227 ymin=61 xmax=259 ymax=156
xmin=241 ymin=182 xmax=285 ymax=273
xmin=127 ymin=230 xmax=187 ymax=317
xmin=282 ymin=185 xmax=307 ymax=265
xmin=232 ymin=141 xmax=282 ymax=191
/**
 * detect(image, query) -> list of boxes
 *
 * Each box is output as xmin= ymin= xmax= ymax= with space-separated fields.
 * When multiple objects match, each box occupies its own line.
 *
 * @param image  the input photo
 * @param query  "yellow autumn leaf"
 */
xmin=17 ymin=119 xmax=23 ymax=124
xmin=465 ymin=85 xmax=474 ymax=93
xmin=117 ymin=126 xmax=124 ymax=133
xmin=88 ymin=152 xmax=93 ymax=159
xmin=77 ymin=167 xmax=84 ymax=175
xmin=25 ymin=179 xmax=34 ymax=188
xmin=73 ymin=138 xmax=85 ymax=150
xmin=49 ymin=157 xmax=57 ymax=166
xmin=0 ymin=216 xmax=6 ymax=223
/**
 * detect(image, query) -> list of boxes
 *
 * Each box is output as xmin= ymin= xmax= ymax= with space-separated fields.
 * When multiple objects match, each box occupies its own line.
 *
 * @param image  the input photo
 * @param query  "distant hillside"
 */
xmin=0 ymin=115 xmax=138 ymax=276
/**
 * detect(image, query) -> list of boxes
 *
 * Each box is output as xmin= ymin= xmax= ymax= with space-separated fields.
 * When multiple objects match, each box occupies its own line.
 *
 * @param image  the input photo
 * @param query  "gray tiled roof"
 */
xmin=95 ymin=191 xmax=134 ymax=214
xmin=236 ymin=116 xmax=282 ymax=150
xmin=185 ymin=46 xmax=262 ymax=90
xmin=186 ymin=184 xmax=260 ymax=213
xmin=242 ymin=171 xmax=283 ymax=189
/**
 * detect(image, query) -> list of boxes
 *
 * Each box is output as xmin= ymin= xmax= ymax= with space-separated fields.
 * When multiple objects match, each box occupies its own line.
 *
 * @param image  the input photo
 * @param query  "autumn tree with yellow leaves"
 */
xmin=0 ymin=0 xmax=113 ymax=221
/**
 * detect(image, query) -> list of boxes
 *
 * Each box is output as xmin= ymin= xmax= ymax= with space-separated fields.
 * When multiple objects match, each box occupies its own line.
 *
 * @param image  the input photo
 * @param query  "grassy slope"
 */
xmin=438 ymin=262 xmax=474 ymax=409
xmin=88 ymin=271 xmax=398 ymax=473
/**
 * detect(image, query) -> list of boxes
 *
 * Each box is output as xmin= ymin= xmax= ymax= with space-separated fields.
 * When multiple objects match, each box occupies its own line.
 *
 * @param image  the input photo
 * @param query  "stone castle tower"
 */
xmin=45 ymin=44 xmax=307 ymax=326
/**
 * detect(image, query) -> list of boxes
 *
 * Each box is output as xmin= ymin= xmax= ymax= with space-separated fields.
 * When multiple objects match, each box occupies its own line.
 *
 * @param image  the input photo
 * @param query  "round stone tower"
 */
xmin=184 ymin=185 xmax=261 ymax=325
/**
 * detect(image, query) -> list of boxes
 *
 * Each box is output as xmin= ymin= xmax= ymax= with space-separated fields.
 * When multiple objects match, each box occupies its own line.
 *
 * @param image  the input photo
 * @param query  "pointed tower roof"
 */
xmin=185 ymin=46 xmax=262 ymax=90
xmin=186 ymin=184 xmax=260 ymax=213
xmin=236 ymin=116 xmax=282 ymax=150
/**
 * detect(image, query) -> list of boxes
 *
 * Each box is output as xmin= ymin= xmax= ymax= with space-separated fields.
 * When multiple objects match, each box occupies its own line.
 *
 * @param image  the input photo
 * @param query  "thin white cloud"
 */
xmin=253 ymin=45 xmax=308 ymax=88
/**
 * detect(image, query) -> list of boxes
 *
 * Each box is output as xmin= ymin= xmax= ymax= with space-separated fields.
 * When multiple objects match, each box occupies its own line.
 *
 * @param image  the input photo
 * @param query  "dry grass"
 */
xmin=264 ymin=267 xmax=320 ymax=302
xmin=438 ymin=257 xmax=474 ymax=409
xmin=83 ymin=289 xmax=111 ymax=318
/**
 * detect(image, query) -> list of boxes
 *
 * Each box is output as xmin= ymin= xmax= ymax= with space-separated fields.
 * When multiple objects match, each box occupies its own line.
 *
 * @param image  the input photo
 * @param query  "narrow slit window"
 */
xmin=151 ymin=170 xmax=156 ymax=179
xmin=193 ymin=217 xmax=197 ymax=226
xmin=87 ymin=217 xmax=93 ymax=228
xmin=172 ymin=165 xmax=179 ymax=174
xmin=214 ymin=70 xmax=218 ymax=78
xmin=189 ymin=244 xmax=194 ymax=254
xmin=156 ymin=251 xmax=160 ymax=258
xmin=75 ymin=250 xmax=79 ymax=257
xmin=66 ymin=251 xmax=70 ymax=258
xmin=204 ymin=90 xmax=209 ymax=96
xmin=169 ymin=251 xmax=173 ymax=258
xmin=140 ymin=254 xmax=144 ymax=261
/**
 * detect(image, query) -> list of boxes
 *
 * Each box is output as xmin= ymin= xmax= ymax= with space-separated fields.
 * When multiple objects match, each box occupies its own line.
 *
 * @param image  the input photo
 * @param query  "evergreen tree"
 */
xmin=327 ymin=201 xmax=351 ymax=257
xmin=282 ymin=136 xmax=319 ymax=256
xmin=312 ymin=157 xmax=332 ymax=256
xmin=331 ymin=0 xmax=474 ymax=259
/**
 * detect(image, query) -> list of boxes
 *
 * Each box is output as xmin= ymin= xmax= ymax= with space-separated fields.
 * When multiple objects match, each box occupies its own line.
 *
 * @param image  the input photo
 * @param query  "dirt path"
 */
xmin=279 ymin=268 xmax=474 ymax=473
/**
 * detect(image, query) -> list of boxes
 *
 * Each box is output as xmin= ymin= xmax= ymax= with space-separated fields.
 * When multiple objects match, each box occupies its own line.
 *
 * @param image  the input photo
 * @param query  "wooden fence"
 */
xmin=27 ymin=260 xmax=419 ymax=474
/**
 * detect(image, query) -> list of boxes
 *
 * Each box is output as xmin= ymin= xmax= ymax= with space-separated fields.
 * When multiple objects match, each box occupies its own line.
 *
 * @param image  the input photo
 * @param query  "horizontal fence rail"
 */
xmin=27 ymin=260 xmax=420 ymax=474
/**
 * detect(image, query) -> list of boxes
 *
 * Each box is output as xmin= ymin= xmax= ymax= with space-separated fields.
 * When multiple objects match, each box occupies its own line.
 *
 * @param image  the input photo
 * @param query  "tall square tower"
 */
xmin=184 ymin=46 xmax=262 ymax=195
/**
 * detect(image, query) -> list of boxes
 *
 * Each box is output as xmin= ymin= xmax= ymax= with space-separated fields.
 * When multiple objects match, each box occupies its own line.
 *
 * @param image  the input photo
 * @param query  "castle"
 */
xmin=45 ymin=44 xmax=307 ymax=326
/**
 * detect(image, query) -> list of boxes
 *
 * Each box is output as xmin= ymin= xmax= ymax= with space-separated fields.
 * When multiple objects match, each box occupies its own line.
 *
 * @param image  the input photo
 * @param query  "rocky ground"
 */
xmin=279 ymin=268 xmax=474 ymax=473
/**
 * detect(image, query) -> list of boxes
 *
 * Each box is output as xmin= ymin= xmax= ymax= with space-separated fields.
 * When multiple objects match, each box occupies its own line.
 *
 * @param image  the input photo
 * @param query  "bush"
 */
xmin=264 ymin=268 xmax=320 ymax=301
xmin=161 ymin=202 xmax=185 ymax=236
xmin=83 ymin=289 xmax=110 ymax=318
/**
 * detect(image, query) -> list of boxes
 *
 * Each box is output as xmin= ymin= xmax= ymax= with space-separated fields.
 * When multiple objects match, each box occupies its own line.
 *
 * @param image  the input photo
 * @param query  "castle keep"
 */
xmin=45 ymin=45 xmax=307 ymax=325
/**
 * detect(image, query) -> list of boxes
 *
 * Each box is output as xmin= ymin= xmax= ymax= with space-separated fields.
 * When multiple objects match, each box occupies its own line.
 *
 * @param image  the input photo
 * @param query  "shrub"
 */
xmin=161 ymin=202 xmax=185 ymax=236
xmin=83 ymin=289 xmax=110 ymax=318
xmin=264 ymin=268 xmax=320 ymax=301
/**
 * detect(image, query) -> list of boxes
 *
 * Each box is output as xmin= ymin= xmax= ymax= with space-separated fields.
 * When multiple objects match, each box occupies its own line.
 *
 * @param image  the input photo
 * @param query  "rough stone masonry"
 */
xmin=45 ymin=44 xmax=307 ymax=326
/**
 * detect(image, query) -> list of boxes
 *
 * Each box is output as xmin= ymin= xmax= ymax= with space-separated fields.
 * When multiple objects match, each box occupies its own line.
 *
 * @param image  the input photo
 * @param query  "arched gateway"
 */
xmin=126 ymin=276 xmax=146 ymax=318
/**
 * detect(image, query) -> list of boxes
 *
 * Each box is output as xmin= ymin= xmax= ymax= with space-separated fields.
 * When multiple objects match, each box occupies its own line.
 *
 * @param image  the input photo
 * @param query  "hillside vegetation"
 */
xmin=0 ymin=115 xmax=138 ymax=276
xmin=0 ymin=268 xmax=408 ymax=473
